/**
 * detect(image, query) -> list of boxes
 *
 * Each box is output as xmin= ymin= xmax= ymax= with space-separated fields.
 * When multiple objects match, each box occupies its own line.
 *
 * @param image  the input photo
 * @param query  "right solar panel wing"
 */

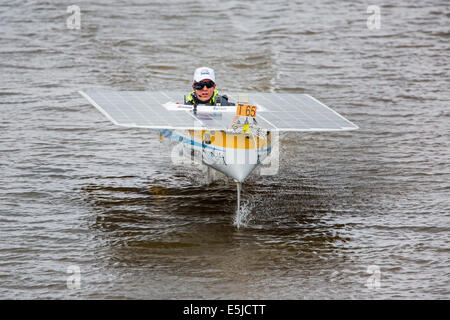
xmin=226 ymin=93 xmax=359 ymax=132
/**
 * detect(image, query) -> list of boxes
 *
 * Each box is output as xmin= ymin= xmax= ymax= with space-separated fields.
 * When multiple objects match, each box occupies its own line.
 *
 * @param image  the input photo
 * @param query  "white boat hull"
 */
xmin=160 ymin=129 xmax=272 ymax=182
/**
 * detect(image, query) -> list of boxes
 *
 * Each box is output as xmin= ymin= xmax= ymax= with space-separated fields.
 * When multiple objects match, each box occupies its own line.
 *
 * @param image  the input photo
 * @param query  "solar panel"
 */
xmin=79 ymin=90 xmax=358 ymax=132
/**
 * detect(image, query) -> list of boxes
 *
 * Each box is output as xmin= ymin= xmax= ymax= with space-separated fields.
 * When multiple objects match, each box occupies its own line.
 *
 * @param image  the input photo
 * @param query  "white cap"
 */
xmin=193 ymin=67 xmax=215 ymax=83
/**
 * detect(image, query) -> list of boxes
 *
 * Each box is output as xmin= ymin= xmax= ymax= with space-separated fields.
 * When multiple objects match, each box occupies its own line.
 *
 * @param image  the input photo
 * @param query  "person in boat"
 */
xmin=185 ymin=67 xmax=234 ymax=106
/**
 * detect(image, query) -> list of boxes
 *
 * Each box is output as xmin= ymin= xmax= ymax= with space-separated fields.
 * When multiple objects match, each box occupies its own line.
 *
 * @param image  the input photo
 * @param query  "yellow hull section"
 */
xmin=188 ymin=130 xmax=270 ymax=150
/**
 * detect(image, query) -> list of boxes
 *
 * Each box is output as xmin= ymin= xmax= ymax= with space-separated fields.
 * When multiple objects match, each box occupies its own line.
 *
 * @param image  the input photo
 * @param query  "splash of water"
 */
xmin=233 ymin=199 xmax=254 ymax=229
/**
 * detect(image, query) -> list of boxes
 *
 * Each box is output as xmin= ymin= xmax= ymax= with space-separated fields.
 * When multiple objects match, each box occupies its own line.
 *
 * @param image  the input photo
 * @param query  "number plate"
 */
xmin=236 ymin=104 xmax=257 ymax=117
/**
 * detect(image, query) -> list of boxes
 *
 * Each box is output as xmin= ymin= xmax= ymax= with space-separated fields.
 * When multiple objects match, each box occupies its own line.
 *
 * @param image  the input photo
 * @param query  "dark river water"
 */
xmin=0 ymin=0 xmax=449 ymax=299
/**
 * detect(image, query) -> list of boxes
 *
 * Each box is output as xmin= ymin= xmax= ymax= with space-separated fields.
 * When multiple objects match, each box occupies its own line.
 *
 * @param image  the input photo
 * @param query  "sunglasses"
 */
xmin=193 ymin=81 xmax=215 ymax=90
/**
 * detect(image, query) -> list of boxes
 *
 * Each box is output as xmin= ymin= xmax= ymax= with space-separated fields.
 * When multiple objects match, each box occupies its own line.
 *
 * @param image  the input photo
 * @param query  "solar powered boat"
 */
xmin=79 ymin=90 xmax=358 ymax=212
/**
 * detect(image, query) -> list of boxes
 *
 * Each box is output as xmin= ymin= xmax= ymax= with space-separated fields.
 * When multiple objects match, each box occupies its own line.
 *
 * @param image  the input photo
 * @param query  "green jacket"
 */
xmin=185 ymin=90 xmax=234 ymax=106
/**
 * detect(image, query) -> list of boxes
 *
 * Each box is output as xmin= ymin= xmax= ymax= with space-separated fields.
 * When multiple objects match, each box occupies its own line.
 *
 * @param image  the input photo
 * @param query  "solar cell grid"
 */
xmin=79 ymin=90 xmax=358 ymax=131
